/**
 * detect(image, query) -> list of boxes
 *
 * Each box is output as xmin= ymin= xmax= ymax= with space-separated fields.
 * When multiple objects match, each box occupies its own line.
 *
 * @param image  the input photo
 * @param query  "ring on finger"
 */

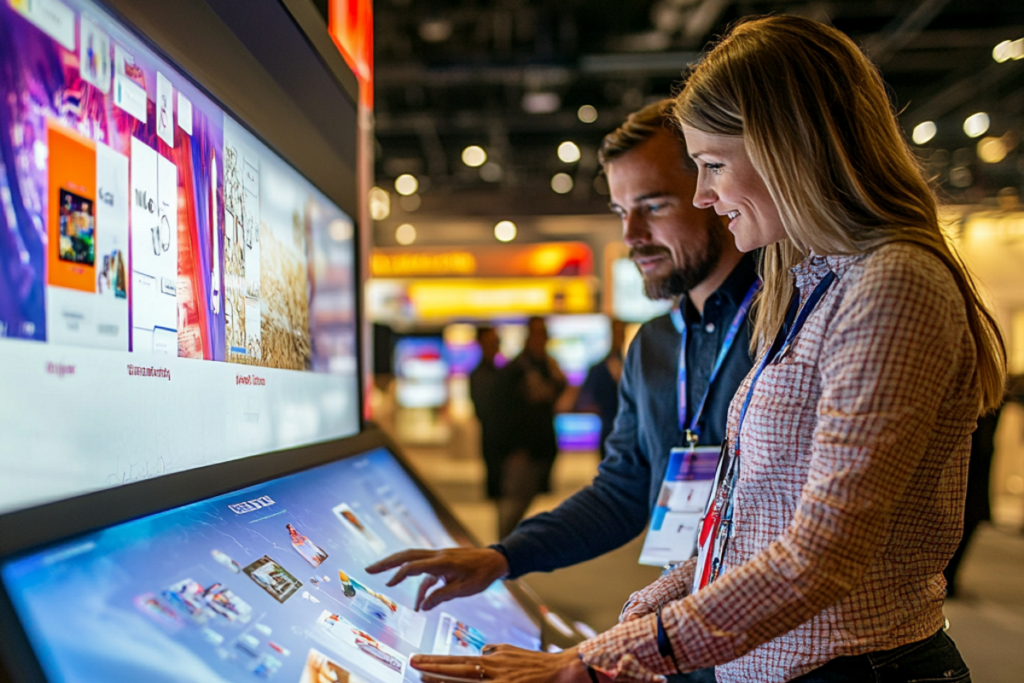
xmin=475 ymin=664 xmax=486 ymax=681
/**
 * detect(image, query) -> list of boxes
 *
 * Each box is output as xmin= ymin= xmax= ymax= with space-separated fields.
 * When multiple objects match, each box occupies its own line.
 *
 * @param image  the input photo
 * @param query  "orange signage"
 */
xmin=329 ymin=0 xmax=373 ymax=108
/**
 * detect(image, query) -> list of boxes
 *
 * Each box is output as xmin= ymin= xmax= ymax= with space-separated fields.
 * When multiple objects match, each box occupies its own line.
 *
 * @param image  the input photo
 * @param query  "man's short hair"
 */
xmin=597 ymin=99 xmax=696 ymax=172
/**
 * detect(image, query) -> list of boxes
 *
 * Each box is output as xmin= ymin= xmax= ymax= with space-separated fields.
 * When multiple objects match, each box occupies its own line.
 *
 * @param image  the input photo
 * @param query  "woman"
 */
xmin=412 ymin=15 xmax=1004 ymax=683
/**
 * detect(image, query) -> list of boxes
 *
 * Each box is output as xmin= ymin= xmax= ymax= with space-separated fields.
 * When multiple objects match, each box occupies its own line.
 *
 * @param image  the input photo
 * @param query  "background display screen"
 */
xmin=1 ymin=446 xmax=541 ymax=683
xmin=0 ymin=0 xmax=359 ymax=512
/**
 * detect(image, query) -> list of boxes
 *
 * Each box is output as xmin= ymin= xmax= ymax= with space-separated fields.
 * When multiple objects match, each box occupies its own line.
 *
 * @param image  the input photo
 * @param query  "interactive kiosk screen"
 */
xmin=0 ymin=443 xmax=541 ymax=683
xmin=0 ymin=0 xmax=360 ymax=514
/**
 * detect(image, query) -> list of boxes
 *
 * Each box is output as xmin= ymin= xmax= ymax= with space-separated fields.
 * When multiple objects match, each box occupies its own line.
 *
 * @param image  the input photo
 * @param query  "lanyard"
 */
xmin=670 ymin=280 xmax=760 ymax=447
xmin=695 ymin=270 xmax=836 ymax=590
xmin=734 ymin=271 xmax=836 ymax=455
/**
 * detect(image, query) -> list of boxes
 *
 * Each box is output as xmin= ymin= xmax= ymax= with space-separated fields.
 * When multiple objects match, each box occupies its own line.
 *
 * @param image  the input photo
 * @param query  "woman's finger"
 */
xmin=410 ymin=654 xmax=477 ymax=669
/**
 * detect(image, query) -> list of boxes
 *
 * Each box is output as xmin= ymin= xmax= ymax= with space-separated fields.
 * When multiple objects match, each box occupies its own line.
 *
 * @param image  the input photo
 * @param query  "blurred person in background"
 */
xmin=369 ymin=98 xmax=758 ymax=683
xmin=470 ymin=326 xmax=508 ymax=503
xmin=497 ymin=316 xmax=567 ymax=538
xmin=943 ymin=405 xmax=1003 ymax=598
xmin=575 ymin=319 xmax=627 ymax=457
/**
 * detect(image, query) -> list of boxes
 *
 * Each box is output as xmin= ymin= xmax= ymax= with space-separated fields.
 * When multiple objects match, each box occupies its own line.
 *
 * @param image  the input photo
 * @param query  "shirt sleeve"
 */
xmin=619 ymin=559 xmax=696 ymax=622
xmin=496 ymin=340 xmax=653 ymax=578
xmin=579 ymin=254 xmax=973 ymax=678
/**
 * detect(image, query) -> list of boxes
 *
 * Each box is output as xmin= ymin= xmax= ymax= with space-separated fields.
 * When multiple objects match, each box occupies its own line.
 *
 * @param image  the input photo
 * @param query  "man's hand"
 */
xmin=365 ymin=548 xmax=510 ymax=611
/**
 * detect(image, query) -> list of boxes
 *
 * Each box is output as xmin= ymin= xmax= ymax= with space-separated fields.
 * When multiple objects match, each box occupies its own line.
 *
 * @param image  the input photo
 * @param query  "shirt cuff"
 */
xmin=578 ymin=612 xmax=678 ymax=682
xmin=487 ymin=542 xmax=524 ymax=580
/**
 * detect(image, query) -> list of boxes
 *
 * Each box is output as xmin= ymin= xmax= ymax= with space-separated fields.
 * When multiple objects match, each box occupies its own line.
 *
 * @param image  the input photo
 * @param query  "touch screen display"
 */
xmin=0 ymin=0 xmax=359 ymax=512
xmin=1 ymin=447 xmax=541 ymax=682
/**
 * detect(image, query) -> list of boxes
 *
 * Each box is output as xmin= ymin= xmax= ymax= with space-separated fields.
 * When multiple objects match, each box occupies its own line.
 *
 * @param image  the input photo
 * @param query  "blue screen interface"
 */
xmin=1 ymin=448 xmax=540 ymax=683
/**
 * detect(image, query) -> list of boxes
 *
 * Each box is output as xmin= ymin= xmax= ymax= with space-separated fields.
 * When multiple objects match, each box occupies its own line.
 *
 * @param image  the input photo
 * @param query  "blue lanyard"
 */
xmin=705 ymin=270 xmax=836 ymax=586
xmin=735 ymin=270 xmax=837 ymax=456
xmin=671 ymin=280 xmax=760 ymax=447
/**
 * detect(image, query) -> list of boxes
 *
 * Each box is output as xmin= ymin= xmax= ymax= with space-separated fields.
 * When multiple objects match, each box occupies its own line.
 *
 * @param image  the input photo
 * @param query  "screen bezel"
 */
xmin=0 ymin=425 xmax=545 ymax=683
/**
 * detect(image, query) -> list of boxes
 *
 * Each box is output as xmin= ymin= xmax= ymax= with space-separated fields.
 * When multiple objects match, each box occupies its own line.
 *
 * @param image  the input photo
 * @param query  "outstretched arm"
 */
xmin=366 ymin=547 xmax=510 ymax=611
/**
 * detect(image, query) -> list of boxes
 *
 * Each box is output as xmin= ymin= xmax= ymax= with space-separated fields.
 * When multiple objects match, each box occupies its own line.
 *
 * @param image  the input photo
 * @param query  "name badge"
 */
xmin=639 ymin=446 xmax=720 ymax=567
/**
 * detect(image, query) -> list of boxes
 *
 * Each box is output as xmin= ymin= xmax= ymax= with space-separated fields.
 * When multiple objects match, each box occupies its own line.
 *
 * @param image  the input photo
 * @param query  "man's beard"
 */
xmin=631 ymin=220 xmax=724 ymax=300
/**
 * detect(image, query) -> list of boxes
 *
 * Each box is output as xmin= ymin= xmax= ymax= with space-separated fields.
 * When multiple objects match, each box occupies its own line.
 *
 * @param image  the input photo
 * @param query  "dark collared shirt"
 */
xmin=497 ymin=252 xmax=758 ymax=577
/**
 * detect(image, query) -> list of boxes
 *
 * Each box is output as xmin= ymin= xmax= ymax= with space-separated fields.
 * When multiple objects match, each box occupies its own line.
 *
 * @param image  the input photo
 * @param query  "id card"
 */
xmin=639 ymin=446 xmax=720 ymax=566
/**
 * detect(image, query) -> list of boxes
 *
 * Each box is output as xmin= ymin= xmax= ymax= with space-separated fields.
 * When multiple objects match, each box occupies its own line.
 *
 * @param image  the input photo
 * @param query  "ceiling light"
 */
xmin=949 ymin=166 xmax=972 ymax=188
xmin=395 ymin=223 xmax=417 ymax=245
xmin=399 ymin=194 xmax=421 ymax=212
xmin=461 ymin=145 xmax=487 ymax=167
xmin=551 ymin=173 xmax=573 ymax=194
xmin=394 ymin=174 xmax=419 ymax=196
xmin=479 ymin=162 xmax=503 ymax=182
xmin=996 ymin=38 xmax=1024 ymax=62
xmin=494 ymin=220 xmax=517 ymax=242
xmin=522 ymin=92 xmax=560 ymax=114
xmin=577 ymin=105 xmax=598 ymax=123
xmin=963 ymin=113 xmax=990 ymax=138
xmin=369 ymin=186 xmax=390 ymax=221
xmin=912 ymin=121 xmax=936 ymax=145
xmin=978 ymin=137 xmax=1008 ymax=164
xmin=557 ymin=141 xmax=581 ymax=163
xmin=993 ymin=40 xmax=1013 ymax=63
xmin=419 ymin=19 xmax=453 ymax=43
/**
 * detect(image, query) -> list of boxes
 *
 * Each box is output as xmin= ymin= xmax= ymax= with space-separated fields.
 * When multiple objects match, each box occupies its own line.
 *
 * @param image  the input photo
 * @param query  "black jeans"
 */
xmin=792 ymin=629 xmax=970 ymax=682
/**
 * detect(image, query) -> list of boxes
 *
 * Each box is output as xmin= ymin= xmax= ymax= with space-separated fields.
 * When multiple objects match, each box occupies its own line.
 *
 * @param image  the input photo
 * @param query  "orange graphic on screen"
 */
xmin=47 ymin=122 xmax=97 ymax=292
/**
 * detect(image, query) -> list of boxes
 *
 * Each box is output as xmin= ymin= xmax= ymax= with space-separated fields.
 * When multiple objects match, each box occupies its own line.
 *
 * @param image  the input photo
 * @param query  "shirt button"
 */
xmin=705 ymin=323 xmax=715 ymax=333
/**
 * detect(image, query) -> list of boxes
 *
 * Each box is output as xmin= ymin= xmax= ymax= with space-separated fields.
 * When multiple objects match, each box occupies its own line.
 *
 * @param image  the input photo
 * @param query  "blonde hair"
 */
xmin=675 ymin=15 xmax=1006 ymax=412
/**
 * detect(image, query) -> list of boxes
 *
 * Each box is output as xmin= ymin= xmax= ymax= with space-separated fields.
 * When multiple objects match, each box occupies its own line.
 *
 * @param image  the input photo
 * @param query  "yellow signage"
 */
xmin=370 ymin=251 xmax=477 ymax=277
xmin=373 ymin=278 xmax=595 ymax=318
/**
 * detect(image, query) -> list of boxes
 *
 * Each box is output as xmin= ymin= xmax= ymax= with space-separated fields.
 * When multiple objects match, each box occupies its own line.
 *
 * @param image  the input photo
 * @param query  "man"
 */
xmin=367 ymin=101 xmax=757 ymax=671
xmin=497 ymin=317 xmax=567 ymax=538
xmin=469 ymin=326 xmax=506 ymax=503
xmin=575 ymin=319 xmax=626 ymax=458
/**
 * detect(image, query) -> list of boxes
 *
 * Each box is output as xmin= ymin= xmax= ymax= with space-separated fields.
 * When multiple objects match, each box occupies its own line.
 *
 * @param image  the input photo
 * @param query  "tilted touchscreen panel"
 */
xmin=1 ymin=447 xmax=541 ymax=683
xmin=0 ymin=0 xmax=359 ymax=513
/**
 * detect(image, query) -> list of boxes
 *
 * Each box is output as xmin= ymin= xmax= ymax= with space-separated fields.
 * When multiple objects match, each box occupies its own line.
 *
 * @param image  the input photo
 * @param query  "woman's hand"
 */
xmin=411 ymin=645 xmax=598 ymax=683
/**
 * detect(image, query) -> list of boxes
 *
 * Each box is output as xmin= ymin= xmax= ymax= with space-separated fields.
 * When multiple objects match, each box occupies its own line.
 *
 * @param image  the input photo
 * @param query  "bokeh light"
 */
xmin=912 ymin=121 xmax=937 ymax=145
xmin=394 ymin=174 xmax=419 ymax=196
xmin=551 ymin=173 xmax=574 ymax=194
xmin=395 ymin=223 xmax=417 ymax=245
xmin=461 ymin=145 xmax=487 ymax=167
xmin=494 ymin=220 xmax=517 ymax=242
xmin=557 ymin=141 xmax=581 ymax=163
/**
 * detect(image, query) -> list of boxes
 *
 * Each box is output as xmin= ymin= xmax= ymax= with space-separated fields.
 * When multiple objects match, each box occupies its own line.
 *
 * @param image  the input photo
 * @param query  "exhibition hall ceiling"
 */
xmin=316 ymin=0 xmax=1024 ymax=241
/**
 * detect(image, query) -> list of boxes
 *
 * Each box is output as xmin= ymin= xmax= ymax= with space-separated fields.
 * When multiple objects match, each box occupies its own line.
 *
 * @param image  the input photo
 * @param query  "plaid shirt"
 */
xmin=579 ymin=244 xmax=979 ymax=682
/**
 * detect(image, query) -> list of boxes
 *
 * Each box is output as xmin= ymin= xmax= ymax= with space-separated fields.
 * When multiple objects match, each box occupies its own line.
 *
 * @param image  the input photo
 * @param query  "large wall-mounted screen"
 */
xmin=0 ymin=0 xmax=360 ymax=513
